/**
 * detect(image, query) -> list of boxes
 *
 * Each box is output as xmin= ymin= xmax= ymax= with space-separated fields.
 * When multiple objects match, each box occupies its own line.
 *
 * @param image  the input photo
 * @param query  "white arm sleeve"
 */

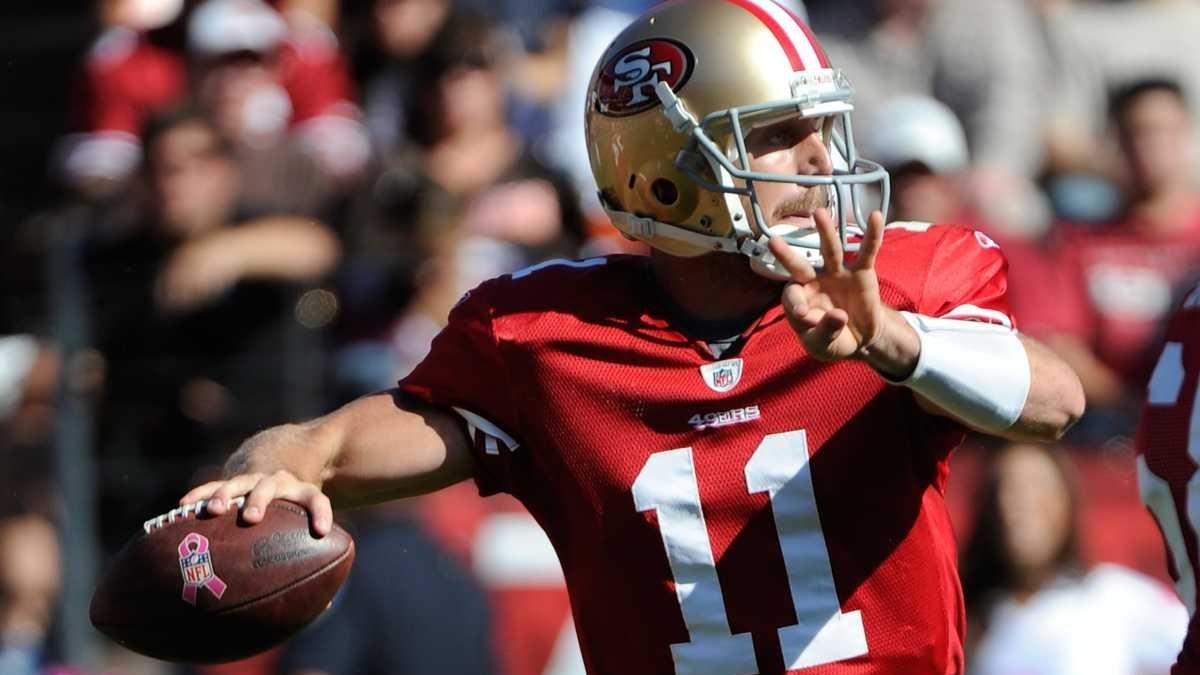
xmin=892 ymin=312 xmax=1031 ymax=432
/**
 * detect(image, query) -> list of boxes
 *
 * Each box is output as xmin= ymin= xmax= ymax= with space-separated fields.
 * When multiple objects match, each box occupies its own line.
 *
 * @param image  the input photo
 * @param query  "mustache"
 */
xmin=771 ymin=189 xmax=829 ymax=222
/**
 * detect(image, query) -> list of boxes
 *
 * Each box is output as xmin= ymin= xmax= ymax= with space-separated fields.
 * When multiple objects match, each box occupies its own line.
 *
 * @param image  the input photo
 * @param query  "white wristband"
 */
xmin=893 ymin=311 xmax=1031 ymax=432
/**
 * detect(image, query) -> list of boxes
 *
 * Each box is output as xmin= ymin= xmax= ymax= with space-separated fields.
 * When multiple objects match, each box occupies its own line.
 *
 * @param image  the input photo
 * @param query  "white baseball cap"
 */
xmin=188 ymin=0 xmax=287 ymax=56
xmin=869 ymin=96 xmax=969 ymax=175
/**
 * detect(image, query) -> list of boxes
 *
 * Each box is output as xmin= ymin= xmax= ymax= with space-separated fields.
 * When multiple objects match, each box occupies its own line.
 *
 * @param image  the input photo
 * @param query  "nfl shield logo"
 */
xmin=177 ymin=532 xmax=227 ymax=604
xmin=700 ymin=358 xmax=743 ymax=393
xmin=181 ymin=551 xmax=214 ymax=585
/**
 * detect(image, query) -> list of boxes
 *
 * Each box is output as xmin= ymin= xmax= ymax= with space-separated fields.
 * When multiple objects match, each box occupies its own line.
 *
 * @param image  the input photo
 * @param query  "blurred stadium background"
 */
xmin=0 ymin=0 xmax=1197 ymax=673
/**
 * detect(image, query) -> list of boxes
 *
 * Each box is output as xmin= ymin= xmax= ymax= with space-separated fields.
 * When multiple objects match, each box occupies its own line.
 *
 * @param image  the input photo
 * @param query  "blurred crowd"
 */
xmin=3 ymin=0 xmax=1200 ymax=673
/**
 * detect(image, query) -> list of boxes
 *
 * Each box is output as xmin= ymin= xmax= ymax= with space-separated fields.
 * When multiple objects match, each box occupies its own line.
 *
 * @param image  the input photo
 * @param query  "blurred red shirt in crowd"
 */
xmin=69 ymin=0 xmax=359 ymax=187
xmin=76 ymin=25 xmax=354 ymax=136
xmin=1025 ymin=79 xmax=1200 ymax=409
xmin=1032 ymin=210 xmax=1200 ymax=390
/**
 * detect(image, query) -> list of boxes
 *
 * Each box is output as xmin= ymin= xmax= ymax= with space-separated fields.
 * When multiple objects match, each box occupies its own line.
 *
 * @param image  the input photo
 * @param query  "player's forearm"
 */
xmin=864 ymin=311 xmax=1084 ymax=441
xmin=224 ymin=390 xmax=474 ymax=509
xmin=904 ymin=332 xmax=1085 ymax=441
xmin=999 ymin=335 xmax=1085 ymax=441
xmin=319 ymin=392 xmax=475 ymax=508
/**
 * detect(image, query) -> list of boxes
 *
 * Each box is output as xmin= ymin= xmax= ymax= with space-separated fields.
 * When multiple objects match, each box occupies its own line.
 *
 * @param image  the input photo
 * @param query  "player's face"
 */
xmin=741 ymin=115 xmax=833 ymax=232
xmin=995 ymin=444 xmax=1073 ymax=576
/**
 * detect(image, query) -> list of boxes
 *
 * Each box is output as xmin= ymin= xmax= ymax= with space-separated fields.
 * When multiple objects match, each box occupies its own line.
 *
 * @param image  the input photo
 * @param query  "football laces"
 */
xmin=143 ymin=496 xmax=246 ymax=534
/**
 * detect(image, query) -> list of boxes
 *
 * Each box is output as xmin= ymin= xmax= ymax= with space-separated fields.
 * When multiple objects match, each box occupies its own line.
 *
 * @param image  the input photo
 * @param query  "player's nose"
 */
xmin=792 ymin=132 xmax=833 ymax=177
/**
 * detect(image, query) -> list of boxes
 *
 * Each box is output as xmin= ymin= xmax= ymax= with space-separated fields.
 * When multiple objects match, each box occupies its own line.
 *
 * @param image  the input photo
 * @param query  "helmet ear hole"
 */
xmin=651 ymin=179 xmax=679 ymax=206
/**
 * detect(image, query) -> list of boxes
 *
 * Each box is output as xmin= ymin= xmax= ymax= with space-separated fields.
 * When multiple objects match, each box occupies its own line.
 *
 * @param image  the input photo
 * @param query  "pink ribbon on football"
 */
xmin=178 ymin=532 xmax=227 ymax=604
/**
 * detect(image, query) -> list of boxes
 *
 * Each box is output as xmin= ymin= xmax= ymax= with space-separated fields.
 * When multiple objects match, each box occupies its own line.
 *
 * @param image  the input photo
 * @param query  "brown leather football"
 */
xmin=90 ymin=498 xmax=354 ymax=663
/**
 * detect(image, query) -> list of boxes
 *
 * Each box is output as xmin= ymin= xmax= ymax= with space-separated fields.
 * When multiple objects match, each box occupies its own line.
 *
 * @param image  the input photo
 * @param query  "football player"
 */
xmin=1138 ymin=282 xmax=1200 ymax=674
xmin=180 ymin=1 xmax=1084 ymax=673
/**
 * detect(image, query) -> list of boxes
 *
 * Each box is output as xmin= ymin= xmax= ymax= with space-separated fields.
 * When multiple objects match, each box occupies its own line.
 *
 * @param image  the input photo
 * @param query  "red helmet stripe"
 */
xmin=784 ymin=6 xmax=831 ymax=68
xmin=723 ymin=0 xmax=826 ymax=71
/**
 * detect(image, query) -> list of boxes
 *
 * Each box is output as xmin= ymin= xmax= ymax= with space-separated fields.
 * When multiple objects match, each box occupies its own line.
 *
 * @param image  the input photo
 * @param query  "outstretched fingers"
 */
xmin=852 ymin=210 xmax=886 ymax=271
xmin=768 ymin=236 xmax=818 ymax=284
xmin=813 ymin=208 xmax=844 ymax=273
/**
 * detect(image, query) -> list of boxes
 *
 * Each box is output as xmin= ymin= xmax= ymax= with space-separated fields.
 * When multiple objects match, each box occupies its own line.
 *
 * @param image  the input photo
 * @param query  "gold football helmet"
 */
xmin=585 ymin=0 xmax=889 ymax=277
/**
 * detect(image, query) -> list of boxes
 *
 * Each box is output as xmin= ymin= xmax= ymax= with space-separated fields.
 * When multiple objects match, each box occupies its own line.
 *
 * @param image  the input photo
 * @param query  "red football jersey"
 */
xmin=399 ymin=224 xmax=1013 ymax=675
xmin=1138 ymin=282 xmax=1200 ymax=675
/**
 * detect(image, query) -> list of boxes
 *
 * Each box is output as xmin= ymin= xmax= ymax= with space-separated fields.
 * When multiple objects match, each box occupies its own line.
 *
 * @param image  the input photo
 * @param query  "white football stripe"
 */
xmin=453 ymin=407 xmax=521 ymax=453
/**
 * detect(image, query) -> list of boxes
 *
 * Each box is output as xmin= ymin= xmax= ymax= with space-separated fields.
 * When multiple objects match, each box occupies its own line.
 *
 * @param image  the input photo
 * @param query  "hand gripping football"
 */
xmin=90 ymin=498 xmax=354 ymax=663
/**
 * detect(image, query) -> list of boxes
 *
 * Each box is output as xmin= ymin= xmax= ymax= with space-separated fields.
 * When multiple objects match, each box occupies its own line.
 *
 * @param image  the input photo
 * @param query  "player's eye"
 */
xmin=767 ymin=130 xmax=791 ymax=147
xmin=747 ymin=122 xmax=795 ymax=157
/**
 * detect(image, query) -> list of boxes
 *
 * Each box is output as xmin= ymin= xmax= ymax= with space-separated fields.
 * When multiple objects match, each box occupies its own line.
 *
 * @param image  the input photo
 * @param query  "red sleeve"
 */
xmin=917 ymin=227 xmax=1016 ymax=328
xmin=397 ymin=281 xmax=523 ymax=497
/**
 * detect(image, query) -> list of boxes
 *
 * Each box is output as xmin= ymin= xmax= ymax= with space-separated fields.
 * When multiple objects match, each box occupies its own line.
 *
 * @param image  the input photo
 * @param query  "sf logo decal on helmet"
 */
xmin=597 ymin=39 xmax=694 ymax=116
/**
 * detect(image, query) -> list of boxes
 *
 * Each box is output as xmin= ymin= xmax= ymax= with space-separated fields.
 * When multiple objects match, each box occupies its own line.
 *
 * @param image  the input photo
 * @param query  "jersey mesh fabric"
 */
xmin=400 ymin=224 xmax=1012 ymax=675
xmin=1138 ymin=292 xmax=1200 ymax=675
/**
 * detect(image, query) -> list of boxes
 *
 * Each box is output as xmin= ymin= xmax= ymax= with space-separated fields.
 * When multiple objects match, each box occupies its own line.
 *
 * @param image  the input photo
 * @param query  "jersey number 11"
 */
xmin=632 ymin=429 xmax=868 ymax=675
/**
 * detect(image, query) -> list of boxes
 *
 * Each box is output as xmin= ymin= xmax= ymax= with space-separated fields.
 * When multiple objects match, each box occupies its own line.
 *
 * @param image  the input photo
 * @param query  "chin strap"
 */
xmin=605 ymin=207 xmax=738 ymax=254
xmin=603 ymin=206 xmax=834 ymax=279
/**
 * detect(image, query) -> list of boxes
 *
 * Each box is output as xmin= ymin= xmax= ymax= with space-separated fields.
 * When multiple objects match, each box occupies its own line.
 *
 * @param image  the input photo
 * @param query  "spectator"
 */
xmin=961 ymin=443 xmax=1187 ymax=675
xmin=0 ymin=334 xmax=64 ymax=675
xmin=63 ymin=0 xmax=366 ymax=199
xmin=62 ymin=0 xmax=187 ymax=196
xmin=1045 ymin=0 xmax=1200 ymax=179
xmin=871 ymin=94 xmax=972 ymax=226
xmin=360 ymin=0 xmax=452 ymax=156
xmin=0 ymin=336 xmax=58 ymax=454
xmin=819 ymin=0 xmax=1052 ymax=235
xmin=1038 ymin=78 xmax=1200 ymax=436
xmin=867 ymin=95 xmax=1052 ymax=330
xmin=87 ymin=108 xmax=340 ymax=549
xmin=334 ymin=11 xmax=583 ymax=394
xmin=188 ymin=0 xmax=366 ymax=214
xmin=403 ymin=12 xmax=583 ymax=271
xmin=0 ymin=481 xmax=61 ymax=675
